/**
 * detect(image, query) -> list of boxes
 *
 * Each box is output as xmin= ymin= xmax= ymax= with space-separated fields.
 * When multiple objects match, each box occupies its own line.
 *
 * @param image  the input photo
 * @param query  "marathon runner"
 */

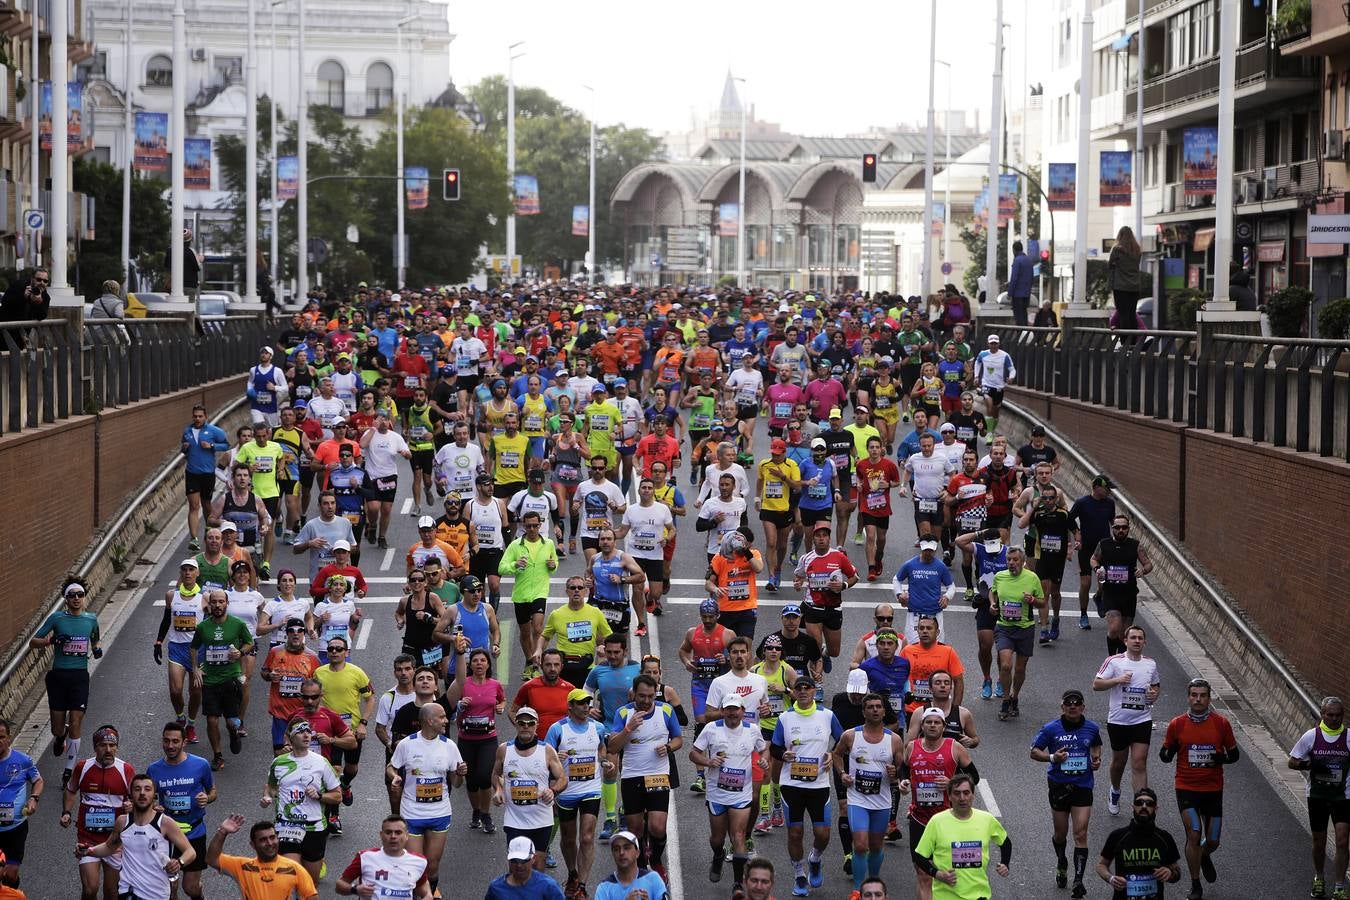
xmin=30 ymin=579 xmax=101 ymax=786
xmin=1288 ymin=696 xmax=1350 ymax=900
xmin=1031 ymin=689 xmax=1103 ymax=898
xmin=1093 ymin=624 xmax=1162 ymax=815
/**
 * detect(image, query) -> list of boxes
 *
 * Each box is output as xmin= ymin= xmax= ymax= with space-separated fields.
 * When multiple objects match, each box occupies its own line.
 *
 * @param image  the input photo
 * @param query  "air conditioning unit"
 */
xmin=190 ymin=48 xmax=207 ymax=62
xmin=1325 ymin=130 xmax=1344 ymax=161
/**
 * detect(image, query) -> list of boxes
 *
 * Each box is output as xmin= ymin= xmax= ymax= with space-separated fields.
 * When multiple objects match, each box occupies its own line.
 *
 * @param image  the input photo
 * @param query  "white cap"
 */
xmin=920 ymin=706 xmax=947 ymax=722
xmin=219 ymin=521 xmax=237 ymax=531
xmin=179 ymin=558 xmax=199 ymax=569
xmin=417 ymin=515 xmax=436 ymax=529
xmin=720 ymin=694 xmax=745 ymax=708
xmin=506 ymin=836 xmax=535 ymax=861
xmin=846 ymin=670 xmax=869 ymax=694
xmin=611 ymin=829 xmax=641 ymax=848
xmin=919 ymin=538 xmax=940 ymax=551
xmin=332 ymin=539 xmax=352 ymax=551
xmin=515 ymin=706 xmax=539 ymax=721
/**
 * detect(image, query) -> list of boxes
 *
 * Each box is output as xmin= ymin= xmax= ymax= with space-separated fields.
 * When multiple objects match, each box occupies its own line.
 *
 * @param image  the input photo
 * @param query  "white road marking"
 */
xmin=643 ymin=611 xmax=684 ymax=900
xmin=977 ymin=779 xmax=1002 ymax=818
xmin=354 ymin=618 xmax=374 ymax=650
xmin=400 ymin=498 xmax=413 ymax=515
xmin=381 ymin=548 xmax=396 ymax=571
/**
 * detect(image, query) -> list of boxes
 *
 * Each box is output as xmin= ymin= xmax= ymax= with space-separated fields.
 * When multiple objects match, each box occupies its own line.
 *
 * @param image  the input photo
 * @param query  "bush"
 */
xmin=1266 ymin=285 xmax=1313 ymax=338
xmin=1167 ymin=289 xmax=1208 ymax=329
xmin=1318 ymin=297 xmax=1350 ymax=340
xmin=717 ymin=274 xmax=738 ymax=289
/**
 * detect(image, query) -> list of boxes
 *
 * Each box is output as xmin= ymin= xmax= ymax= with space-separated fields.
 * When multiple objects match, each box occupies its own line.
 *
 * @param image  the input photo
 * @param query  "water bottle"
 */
xmin=161 ymin=852 xmax=179 ymax=883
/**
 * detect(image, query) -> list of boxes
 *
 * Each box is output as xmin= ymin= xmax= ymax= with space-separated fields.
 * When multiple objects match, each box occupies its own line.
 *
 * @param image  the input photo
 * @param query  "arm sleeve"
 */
xmin=999 ymin=835 xmax=1013 ymax=866
xmin=157 ymin=605 xmax=172 ymax=642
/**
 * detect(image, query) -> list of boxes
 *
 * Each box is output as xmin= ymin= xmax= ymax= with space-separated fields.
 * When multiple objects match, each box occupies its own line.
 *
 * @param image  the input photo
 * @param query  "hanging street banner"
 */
xmin=184 ymin=138 xmax=212 ymax=189
xmin=997 ymin=174 xmax=1019 ymax=224
xmin=1183 ymin=126 xmax=1218 ymax=197
xmin=405 ymin=166 xmax=429 ymax=209
xmin=572 ymin=205 xmax=589 ymax=236
xmin=1099 ymin=150 xmax=1132 ymax=207
xmin=1047 ymin=163 xmax=1076 ymax=210
xmin=514 ymin=175 xmax=540 ymax=215
xmin=718 ymin=202 xmax=739 ymax=237
xmin=39 ymin=82 xmax=84 ymax=150
xmin=133 ymin=112 xmax=169 ymax=172
xmin=931 ymin=201 xmax=945 ymax=236
xmin=278 ymin=156 xmax=298 ymax=200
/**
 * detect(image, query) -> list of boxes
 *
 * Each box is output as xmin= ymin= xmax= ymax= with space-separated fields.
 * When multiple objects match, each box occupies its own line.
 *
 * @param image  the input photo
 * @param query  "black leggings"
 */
xmin=458 ymin=736 xmax=499 ymax=792
xmin=1113 ymin=290 xmax=1139 ymax=329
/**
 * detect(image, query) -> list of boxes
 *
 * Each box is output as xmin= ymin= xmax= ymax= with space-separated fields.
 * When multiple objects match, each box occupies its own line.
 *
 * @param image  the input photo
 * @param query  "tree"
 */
xmin=72 ymin=158 xmax=171 ymax=299
xmin=958 ymin=186 xmax=1041 ymax=299
xmin=357 ymin=106 xmax=510 ymax=286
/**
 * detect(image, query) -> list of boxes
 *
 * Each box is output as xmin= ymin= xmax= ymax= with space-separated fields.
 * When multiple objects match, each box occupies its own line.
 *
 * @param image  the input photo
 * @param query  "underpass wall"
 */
xmin=0 ymin=377 xmax=245 ymax=721
xmin=1002 ymin=385 xmax=1348 ymax=746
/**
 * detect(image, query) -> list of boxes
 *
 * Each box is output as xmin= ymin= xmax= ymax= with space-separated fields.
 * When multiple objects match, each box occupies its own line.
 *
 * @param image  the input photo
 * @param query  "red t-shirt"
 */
xmin=391 ymin=353 xmax=430 ymax=398
xmin=856 ymin=457 xmax=901 ymax=517
xmin=297 ymin=706 xmax=352 ymax=761
xmin=799 ymin=548 xmax=858 ymax=609
xmin=512 ymin=677 xmax=576 ymax=734
xmin=635 ymin=434 xmax=681 ymax=478
xmin=1164 ymin=711 xmax=1236 ymax=792
xmin=69 ymin=757 xmax=136 ymax=846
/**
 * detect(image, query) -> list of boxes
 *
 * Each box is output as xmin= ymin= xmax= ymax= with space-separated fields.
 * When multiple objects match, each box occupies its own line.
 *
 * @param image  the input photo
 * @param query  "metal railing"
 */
xmin=1 ymin=315 xmax=266 ymax=437
xmin=984 ymin=323 xmax=1350 ymax=461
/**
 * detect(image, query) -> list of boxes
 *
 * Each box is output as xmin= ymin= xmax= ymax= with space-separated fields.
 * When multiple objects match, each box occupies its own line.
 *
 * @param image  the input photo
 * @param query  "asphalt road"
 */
xmin=12 ymin=419 xmax=1312 ymax=900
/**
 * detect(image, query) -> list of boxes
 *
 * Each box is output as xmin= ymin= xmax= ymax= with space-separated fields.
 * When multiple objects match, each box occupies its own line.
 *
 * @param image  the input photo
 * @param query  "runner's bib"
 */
xmin=951 ymin=840 xmax=983 ymax=868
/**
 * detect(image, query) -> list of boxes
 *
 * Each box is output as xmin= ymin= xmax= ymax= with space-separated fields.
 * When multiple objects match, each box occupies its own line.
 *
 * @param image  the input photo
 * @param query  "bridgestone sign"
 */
xmin=1308 ymin=214 xmax=1350 ymax=244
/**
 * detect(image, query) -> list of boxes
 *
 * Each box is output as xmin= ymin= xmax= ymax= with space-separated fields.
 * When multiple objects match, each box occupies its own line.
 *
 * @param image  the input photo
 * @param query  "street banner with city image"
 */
xmin=1183 ymin=126 xmax=1218 ymax=196
xmin=1099 ymin=150 xmax=1132 ymax=207
xmin=931 ymin=201 xmax=944 ymax=236
xmin=514 ymin=175 xmax=540 ymax=215
xmin=184 ymin=138 xmax=212 ymax=189
xmin=971 ymin=189 xmax=988 ymax=232
xmin=40 ymin=82 xmax=84 ymax=150
xmin=572 ymin=205 xmax=589 ymax=236
xmin=998 ymin=174 xmax=1019 ymax=224
xmin=405 ymin=166 xmax=429 ymax=209
xmin=719 ymin=202 xmax=739 ymax=237
xmin=278 ymin=156 xmax=298 ymax=200
xmin=133 ymin=112 xmax=169 ymax=172
xmin=1047 ymin=163 xmax=1075 ymax=210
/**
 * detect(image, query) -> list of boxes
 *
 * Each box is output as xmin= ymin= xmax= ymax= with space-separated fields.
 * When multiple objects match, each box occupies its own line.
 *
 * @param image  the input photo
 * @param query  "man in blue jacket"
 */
xmin=182 ymin=404 xmax=230 ymax=550
xmin=1008 ymin=241 xmax=1034 ymax=326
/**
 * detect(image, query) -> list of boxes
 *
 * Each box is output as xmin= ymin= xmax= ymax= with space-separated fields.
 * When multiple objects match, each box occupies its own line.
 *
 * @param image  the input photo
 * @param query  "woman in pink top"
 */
xmin=763 ymin=365 xmax=806 ymax=438
xmin=444 ymin=647 xmax=506 ymax=833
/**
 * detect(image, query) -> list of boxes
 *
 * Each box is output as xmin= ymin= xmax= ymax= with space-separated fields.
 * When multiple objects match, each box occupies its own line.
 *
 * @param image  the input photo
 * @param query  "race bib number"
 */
xmin=726 ymin=579 xmax=750 ymax=601
xmin=1000 ymin=600 xmax=1023 ymax=620
xmin=403 ymin=376 xmax=421 ymax=389
xmin=409 ymin=425 xmax=429 ymax=441
xmin=255 ymin=456 xmax=274 ymax=473
xmin=911 ymin=679 xmax=932 ymax=701
xmin=163 ymin=794 xmax=192 ymax=814
xmin=716 ymin=767 xmax=747 ymax=792
xmin=917 ymin=498 xmax=938 ymax=513
xmin=773 ymin=403 xmax=792 ymax=419
xmin=695 ymin=658 xmax=724 ymax=680
xmin=643 ymin=774 xmax=671 ymax=792
xmin=524 ymin=414 xmax=542 ymax=432
xmin=1060 ymin=753 xmax=1088 ymax=774
xmin=854 ymin=769 xmax=883 ymax=796
xmin=509 ymin=779 xmax=540 ymax=805
xmin=255 ymin=391 xmax=274 ymax=406
xmin=415 ymin=777 xmax=444 ymax=803
xmin=420 ymin=645 xmax=443 ymax=666
xmin=568 ymin=756 xmax=597 ymax=781
xmin=808 ymin=572 xmax=834 ymax=591
xmin=555 ymin=464 xmax=578 ymax=482
xmin=1315 ymin=764 xmax=1345 ymax=785
xmin=600 ymin=606 xmax=625 ymax=625
xmin=1125 ymin=874 xmax=1159 ymax=897
xmin=1040 ymin=535 xmax=1063 ymax=552
xmin=807 ymin=484 xmax=829 ymax=500
xmin=1121 ymin=685 xmax=1148 ymax=710
xmin=959 ymin=511 xmax=985 ymax=530
xmin=589 ymin=414 xmax=611 ymax=432
xmin=765 ymin=481 xmax=784 ymax=499
xmin=632 ymin=528 xmax=658 ymax=552
xmin=173 ymin=613 xmax=198 ymax=632
xmin=916 ymin=782 xmax=943 ymax=805
xmin=790 ymin=757 xmax=820 ymax=781
xmin=586 ymin=516 xmax=609 ymax=532
xmin=375 ymin=476 xmax=397 ymax=492
xmin=84 ymin=806 xmax=116 ymax=831
xmin=1187 ymin=744 xmax=1216 ymax=768
xmin=875 ymin=396 xmax=892 ymax=408
xmin=295 ymin=385 xmax=312 ymax=399
xmin=500 ymin=451 xmax=521 ymax=470
xmin=951 ymin=840 xmax=983 ymax=868
xmin=565 ymin=620 xmax=594 ymax=643
xmin=766 ymin=692 xmax=785 ymax=714
xmin=205 ymin=645 xmax=231 ymax=664
xmin=344 ymin=512 xmax=363 ymax=527
xmin=62 ymin=636 xmax=90 ymax=657
xmin=865 ymin=491 xmax=887 ymax=511
xmin=691 ymin=412 xmax=712 ymax=429
xmin=1106 ymin=565 xmax=1131 ymax=584
xmin=275 ymin=820 xmax=306 ymax=843
xmin=278 ymin=674 xmax=304 ymax=697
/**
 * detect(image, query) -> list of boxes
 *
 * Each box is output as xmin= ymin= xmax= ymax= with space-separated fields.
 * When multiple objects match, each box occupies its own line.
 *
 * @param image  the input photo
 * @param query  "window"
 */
xmin=1234 ymin=126 xmax=1249 ymax=171
xmin=1264 ymin=118 xmax=1283 ymax=165
xmin=366 ymin=62 xmax=393 ymax=114
xmin=1291 ymin=112 xmax=1311 ymax=162
xmin=1058 ymin=19 xmax=1073 ymax=68
xmin=90 ymin=51 xmax=107 ymax=78
xmin=214 ymin=55 xmax=242 ymax=85
xmin=316 ymin=60 xmax=345 ymax=110
xmin=1190 ymin=1 xmax=1215 ymax=61
xmin=146 ymin=54 xmax=172 ymax=87
xmin=1332 ymin=79 xmax=1340 ymax=132
xmin=1166 ymin=141 xmax=1182 ymax=183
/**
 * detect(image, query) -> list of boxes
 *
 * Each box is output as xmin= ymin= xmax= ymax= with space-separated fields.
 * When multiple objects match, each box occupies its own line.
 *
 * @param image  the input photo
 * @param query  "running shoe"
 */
xmin=793 ymin=875 xmax=810 ymax=897
xmin=854 ymin=531 xmax=864 ymax=545
xmin=1079 ymin=612 xmax=1091 ymax=630
xmin=53 ymin=736 xmax=65 ymax=757
xmin=999 ymin=700 xmax=1011 ymax=721
xmin=341 ymin=783 xmax=354 ymax=806
xmin=1049 ymin=621 xmax=1061 ymax=641
xmin=258 ymin=562 xmax=271 ymax=581
xmin=378 ymin=537 xmax=389 ymax=550
xmin=1071 ymin=880 xmax=1087 ymax=899
xmin=481 ymin=814 xmax=496 ymax=834
xmin=411 ymin=504 xmax=422 ymax=518
xmin=710 ymin=853 xmax=725 ymax=883
xmin=823 ymin=654 xmax=832 ymax=674
xmin=1200 ymin=852 xmax=1217 ymax=883
xmin=599 ymin=818 xmax=617 ymax=842
xmin=564 ymin=876 xmax=579 ymax=898
xmin=1039 ymin=628 xmax=1051 ymax=645
xmin=646 ymin=598 xmax=656 ymax=613
xmin=328 ymin=814 xmax=342 ymax=836
xmin=771 ymin=804 xmax=785 ymax=828
xmin=1328 ymin=885 xmax=1346 ymax=900
xmin=690 ymin=774 xmax=706 ymax=794
xmin=229 ymin=728 xmax=242 ymax=755
xmin=187 ymin=537 xmax=201 ymax=552
xmin=653 ymin=599 xmax=664 ymax=616
xmin=754 ymin=814 xmax=771 ymax=834
xmin=1108 ymin=788 xmax=1121 ymax=816
xmin=1010 ymin=697 xmax=1020 ymax=717
xmin=885 ymin=820 xmax=901 ymax=842
xmin=843 ymin=853 xmax=853 ymax=876
xmin=212 ymin=754 xmax=225 ymax=772
xmin=789 ymin=549 xmax=799 ymax=566
xmin=965 ymin=587 xmax=977 ymax=607
xmin=764 ymin=575 xmax=778 ymax=593
xmin=808 ymin=858 xmax=824 ymax=888
xmin=185 ymin=724 xmax=199 ymax=744
xmin=471 ymin=810 xmax=482 ymax=830
xmin=1056 ymin=861 xmax=1068 ymax=889
xmin=546 ymin=851 xmax=558 ymax=869
xmin=634 ymin=625 xmax=649 ymax=638
xmin=981 ymin=679 xmax=992 ymax=700
xmin=1310 ymin=877 xmax=1326 ymax=899
xmin=993 ymin=682 xmax=1005 ymax=699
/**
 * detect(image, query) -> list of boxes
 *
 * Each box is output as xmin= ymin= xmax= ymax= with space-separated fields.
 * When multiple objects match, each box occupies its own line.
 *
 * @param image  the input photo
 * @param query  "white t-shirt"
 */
xmin=612 ymin=703 xmax=681 ymax=779
xmin=616 ymin=396 xmax=643 ymax=442
xmin=905 ymin=452 xmax=957 ymax=501
xmin=697 ymin=464 xmax=751 ymax=504
xmin=263 ymin=596 xmax=312 ymax=645
xmin=509 ymin=489 xmax=559 ymax=537
xmin=270 ymin=750 xmax=342 ymax=827
xmin=726 ymin=369 xmax=765 ymax=406
xmin=622 ymin=502 xmax=674 ymax=560
xmin=363 ymin=429 xmax=409 ymax=479
xmin=693 ymin=719 xmax=766 ymax=808
xmin=576 ymin=479 xmax=627 ymax=540
xmin=1096 ymin=654 xmax=1160 ymax=726
xmin=225 ymin=589 xmax=265 ymax=633
xmin=937 ymin=440 xmax=966 ymax=471
xmin=307 ymin=396 xmax=347 ymax=438
xmin=390 ymin=732 xmax=464 ymax=821
xmin=433 ymin=442 xmax=485 ymax=497
xmin=698 ymin=496 xmax=747 ymax=555
xmin=706 ymin=671 xmax=769 ymax=727
xmin=375 ymin=688 xmax=417 ymax=730
xmin=450 ymin=337 xmax=487 ymax=375
xmin=341 ymin=848 xmax=428 ymax=897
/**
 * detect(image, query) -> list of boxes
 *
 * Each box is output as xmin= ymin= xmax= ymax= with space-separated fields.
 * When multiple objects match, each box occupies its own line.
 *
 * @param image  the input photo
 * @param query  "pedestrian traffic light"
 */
xmin=442 ymin=168 xmax=460 ymax=201
xmin=862 ymin=154 xmax=877 ymax=183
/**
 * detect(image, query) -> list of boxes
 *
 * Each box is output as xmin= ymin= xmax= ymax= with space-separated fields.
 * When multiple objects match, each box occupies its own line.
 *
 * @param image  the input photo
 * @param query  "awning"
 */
xmin=1192 ymin=227 xmax=1215 ymax=252
xmin=1257 ymin=241 xmax=1285 ymax=262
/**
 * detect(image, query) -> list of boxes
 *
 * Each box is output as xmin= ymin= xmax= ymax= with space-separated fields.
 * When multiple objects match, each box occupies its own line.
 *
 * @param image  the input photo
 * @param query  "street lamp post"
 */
xmin=506 ymin=41 xmax=524 ymax=271
xmin=734 ymin=76 xmax=747 ymax=289
xmin=245 ymin=0 xmax=258 ymax=303
xmin=49 ymin=0 xmax=71 ymax=298
xmin=296 ymin=0 xmax=308 ymax=301
xmin=1135 ymin=0 xmax=1145 ymax=242
xmin=269 ymin=0 xmax=284 ymax=293
xmin=1211 ymin=0 xmax=1237 ymax=305
xmin=921 ymin=0 xmax=937 ymax=300
xmin=121 ymin=0 xmax=134 ymax=289
xmin=936 ymin=59 xmax=953 ymax=268
xmin=1072 ymin=4 xmax=1093 ymax=307
xmin=395 ymin=13 xmax=417 ymax=289
xmin=984 ymin=0 xmax=1004 ymax=306
xmin=169 ymin=0 xmax=187 ymax=302
xmin=583 ymin=84 xmax=597 ymax=284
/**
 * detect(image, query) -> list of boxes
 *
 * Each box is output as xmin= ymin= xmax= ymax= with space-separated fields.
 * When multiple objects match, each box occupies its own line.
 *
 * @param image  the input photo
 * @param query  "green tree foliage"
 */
xmin=958 ymin=186 xmax=1040 ymax=299
xmin=467 ymin=76 xmax=663 ymax=273
xmin=72 ymin=157 xmax=171 ymax=299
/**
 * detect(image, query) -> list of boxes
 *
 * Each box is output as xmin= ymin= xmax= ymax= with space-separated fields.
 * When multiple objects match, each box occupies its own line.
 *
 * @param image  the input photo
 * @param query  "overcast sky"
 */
xmin=444 ymin=0 xmax=1052 ymax=137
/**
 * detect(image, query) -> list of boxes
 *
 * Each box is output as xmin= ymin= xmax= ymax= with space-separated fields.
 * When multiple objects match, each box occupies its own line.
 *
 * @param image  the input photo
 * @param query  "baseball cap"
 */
xmin=982 ymin=534 xmax=1004 ymax=552
xmin=828 ymin=408 xmax=843 ymax=419
xmin=1062 ymin=689 xmax=1086 ymax=705
xmin=507 ymin=836 xmax=536 ymax=861
xmin=710 ymin=422 xmax=727 ymax=432
xmin=567 ymin=689 xmax=593 ymax=704
xmin=293 ymin=399 xmax=309 ymax=409
xmin=219 ymin=521 xmax=237 ymax=532
xmin=284 ymin=617 xmax=306 ymax=630
xmin=939 ymin=422 xmax=956 ymax=433
xmin=793 ymin=672 xmax=818 ymax=688
xmin=920 ymin=706 xmax=947 ymax=722
xmin=417 ymin=515 xmax=436 ymax=529
xmin=812 ymin=521 xmax=832 ymax=533
xmin=475 ymin=473 xmax=494 ymax=485
xmin=846 ymin=670 xmax=869 ymax=694
xmin=179 ymin=558 xmax=199 ymax=570
xmin=1030 ymin=425 xmax=1047 ymax=437
xmin=810 ymin=437 xmax=827 ymax=450
xmin=591 ymin=384 xmax=608 ymax=394
xmin=611 ymin=830 xmax=641 ymax=848
xmin=987 ymin=334 xmax=1001 ymax=343
xmin=613 ymin=377 xmax=628 ymax=387
xmin=528 ymin=469 xmax=547 ymax=482
xmin=919 ymin=537 xmax=939 ymax=551
xmin=515 ymin=707 xmax=539 ymax=722
xmin=459 ymin=575 xmax=483 ymax=591
xmin=720 ymin=694 xmax=745 ymax=709
xmin=1092 ymin=474 xmax=1115 ymax=489
xmin=780 ymin=603 xmax=803 ymax=618
xmin=260 ymin=345 xmax=274 ymax=355
xmin=332 ymin=539 xmax=352 ymax=552
xmin=770 ymin=438 xmax=787 ymax=453
xmin=855 ymin=404 xmax=869 ymax=413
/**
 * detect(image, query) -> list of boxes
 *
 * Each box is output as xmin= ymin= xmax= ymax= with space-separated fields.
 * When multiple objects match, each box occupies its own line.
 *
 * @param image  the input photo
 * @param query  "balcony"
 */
xmin=306 ymin=90 xmax=391 ymax=119
xmin=1091 ymin=91 xmax=1124 ymax=132
xmin=1118 ymin=40 xmax=1316 ymax=134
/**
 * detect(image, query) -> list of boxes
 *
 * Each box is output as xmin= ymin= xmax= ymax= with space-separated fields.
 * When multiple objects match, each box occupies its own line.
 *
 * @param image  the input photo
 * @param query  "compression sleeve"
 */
xmin=157 ymin=605 xmax=172 ymax=642
xmin=999 ymin=836 xmax=1013 ymax=866
xmin=673 ymin=704 xmax=689 ymax=727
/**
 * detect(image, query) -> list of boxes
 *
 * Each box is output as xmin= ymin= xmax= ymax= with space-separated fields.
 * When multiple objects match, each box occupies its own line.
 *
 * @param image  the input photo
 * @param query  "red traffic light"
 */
xmin=443 ymin=167 xmax=461 ymax=201
xmin=862 ymin=154 xmax=878 ymax=183
xmin=1040 ymin=250 xmax=1050 ymax=261
xmin=864 ymin=154 xmax=876 ymax=165
xmin=446 ymin=171 xmax=458 ymax=183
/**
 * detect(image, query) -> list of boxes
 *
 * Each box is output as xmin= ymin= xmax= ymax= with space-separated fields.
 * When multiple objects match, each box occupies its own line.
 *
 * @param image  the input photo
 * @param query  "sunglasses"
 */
xmin=326 ymin=646 xmax=347 ymax=653
xmin=408 ymin=577 xmax=426 ymax=583
xmin=301 ymin=694 xmax=322 ymax=701
xmin=567 ymin=584 xmax=587 ymax=591
xmin=874 ymin=616 xmax=893 ymax=623
xmin=66 ymin=590 xmax=88 ymax=598
xmin=1134 ymin=798 xmax=1157 ymax=807
xmin=285 ymin=626 xmax=307 ymax=633
xmin=1112 ymin=525 xmax=1129 ymax=530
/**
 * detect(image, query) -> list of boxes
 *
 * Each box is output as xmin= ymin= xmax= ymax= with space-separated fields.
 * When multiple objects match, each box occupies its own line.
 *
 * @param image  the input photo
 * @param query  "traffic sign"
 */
xmin=23 ymin=209 xmax=44 ymax=231
xmin=650 ymin=253 xmax=663 ymax=269
xmin=941 ymin=261 xmax=953 ymax=275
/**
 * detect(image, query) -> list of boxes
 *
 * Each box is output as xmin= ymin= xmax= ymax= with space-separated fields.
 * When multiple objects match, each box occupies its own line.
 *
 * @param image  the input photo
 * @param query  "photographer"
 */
xmin=0 ymin=267 xmax=51 ymax=324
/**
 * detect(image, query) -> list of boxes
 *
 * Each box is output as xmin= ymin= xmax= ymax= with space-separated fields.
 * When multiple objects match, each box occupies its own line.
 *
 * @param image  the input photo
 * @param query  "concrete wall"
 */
xmin=1004 ymin=385 xmax=1350 ymax=743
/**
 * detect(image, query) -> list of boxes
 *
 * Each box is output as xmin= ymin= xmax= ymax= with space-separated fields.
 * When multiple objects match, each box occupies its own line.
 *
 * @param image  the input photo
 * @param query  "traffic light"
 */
xmin=862 ymin=154 xmax=877 ymax=183
xmin=442 ymin=168 xmax=460 ymax=201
